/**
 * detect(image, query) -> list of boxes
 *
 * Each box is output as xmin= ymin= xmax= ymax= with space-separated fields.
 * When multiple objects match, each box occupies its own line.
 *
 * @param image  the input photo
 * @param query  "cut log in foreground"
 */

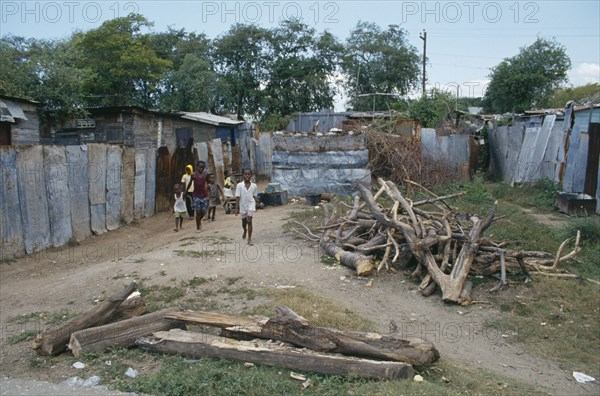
xmin=320 ymin=239 xmax=375 ymax=276
xmin=166 ymin=306 xmax=439 ymax=366
xmin=137 ymin=329 xmax=414 ymax=380
xmin=33 ymin=282 xmax=137 ymax=356
xmin=68 ymin=310 xmax=184 ymax=358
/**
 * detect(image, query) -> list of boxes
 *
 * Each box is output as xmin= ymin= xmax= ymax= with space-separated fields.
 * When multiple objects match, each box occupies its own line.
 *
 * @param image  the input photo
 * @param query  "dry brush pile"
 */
xmin=292 ymin=178 xmax=584 ymax=304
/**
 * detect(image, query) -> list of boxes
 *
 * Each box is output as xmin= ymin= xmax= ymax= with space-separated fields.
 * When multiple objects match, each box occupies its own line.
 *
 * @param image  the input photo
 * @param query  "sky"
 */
xmin=1 ymin=0 xmax=599 ymax=110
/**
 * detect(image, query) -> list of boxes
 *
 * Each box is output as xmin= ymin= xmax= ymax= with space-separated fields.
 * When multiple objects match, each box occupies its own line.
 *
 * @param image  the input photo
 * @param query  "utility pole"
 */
xmin=419 ymin=30 xmax=427 ymax=97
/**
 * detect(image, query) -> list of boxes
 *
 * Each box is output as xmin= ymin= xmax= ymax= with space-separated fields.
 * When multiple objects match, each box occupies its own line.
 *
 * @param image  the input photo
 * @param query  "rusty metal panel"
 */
xmin=563 ymin=125 xmax=581 ymax=192
xmin=209 ymin=138 xmax=225 ymax=190
xmin=572 ymin=132 xmax=589 ymax=193
xmin=513 ymin=125 xmax=540 ymax=184
xmin=106 ymin=145 xmax=123 ymax=231
xmin=43 ymin=145 xmax=73 ymax=246
xmin=144 ymin=148 xmax=156 ymax=217
xmin=195 ymin=142 xmax=209 ymax=164
xmin=134 ymin=149 xmax=146 ymax=219
xmin=88 ymin=144 xmax=107 ymax=234
xmin=121 ymin=147 xmax=135 ymax=223
xmin=65 ymin=145 xmax=91 ymax=241
xmin=541 ymin=120 xmax=565 ymax=181
xmin=17 ymin=145 xmax=50 ymax=253
xmin=421 ymin=128 xmax=436 ymax=158
xmin=1 ymin=147 xmax=24 ymax=258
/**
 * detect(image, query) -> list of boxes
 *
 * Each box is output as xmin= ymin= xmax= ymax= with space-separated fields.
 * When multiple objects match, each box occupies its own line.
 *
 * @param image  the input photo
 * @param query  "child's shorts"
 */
xmin=193 ymin=197 xmax=207 ymax=212
xmin=240 ymin=210 xmax=255 ymax=219
xmin=175 ymin=211 xmax=186 ymax=218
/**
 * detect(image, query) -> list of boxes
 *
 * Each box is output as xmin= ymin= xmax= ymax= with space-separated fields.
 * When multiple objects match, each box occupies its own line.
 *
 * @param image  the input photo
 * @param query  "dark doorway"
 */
xmin=0 ymin=122 xmax=11 ymax=145
xmin=584 ymin=123 xmax=599 ymax=196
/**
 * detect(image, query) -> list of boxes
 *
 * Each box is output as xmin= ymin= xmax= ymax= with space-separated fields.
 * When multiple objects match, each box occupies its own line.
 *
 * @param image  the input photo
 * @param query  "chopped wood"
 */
xmin=68 ymin=310 xmax=184 ymax=358
xmin=167 ymin=306 xmax=439 ymax=366
xmin=33 ymin=282 xmax=137 ymax=356
xmin=137 ymin=329 xmax=414 ymax=380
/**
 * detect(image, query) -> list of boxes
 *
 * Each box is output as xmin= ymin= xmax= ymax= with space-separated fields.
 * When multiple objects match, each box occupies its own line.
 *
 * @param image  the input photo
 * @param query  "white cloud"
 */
xmin=568 ymin=63 xmax=600 ymax=86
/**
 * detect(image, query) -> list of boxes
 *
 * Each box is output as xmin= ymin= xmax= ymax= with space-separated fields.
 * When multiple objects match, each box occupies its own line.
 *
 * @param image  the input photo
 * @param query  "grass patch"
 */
xmin=320 ymin=255 xmax=337 ymax=265
xmin=226 ymin=276 xmax=243 ymax=285
xmin=47 ymin=309 xmax=79 ymax=325
xmin=7 ymin=330 xmax=38 ymax=344
xmin=185 ymin=276 xmax=210 ymax=288
xmin=217 ymin=287 xmax=258 ymax=300
xmin=436 ymin=180 xmax=600 ymax=377
xmin=139 ymin=283 xmax=187 ymax=312
xmin=246 ymin=287 xmax=374 ymax=332
xmin=10 ymin=311 xmax=48 ymax=324
xmin=173 ymin=249 xmax=216 ymax=258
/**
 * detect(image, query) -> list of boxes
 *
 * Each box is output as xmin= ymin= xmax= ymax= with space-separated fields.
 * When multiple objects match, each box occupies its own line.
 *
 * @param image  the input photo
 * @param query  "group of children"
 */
xmin=173 ymin=163 xmax=257 ymax=245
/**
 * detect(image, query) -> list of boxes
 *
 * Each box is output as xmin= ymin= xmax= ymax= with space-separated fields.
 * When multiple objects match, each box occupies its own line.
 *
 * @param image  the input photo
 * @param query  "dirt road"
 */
xmin=1 ymin=204 xmax=597 ymax=395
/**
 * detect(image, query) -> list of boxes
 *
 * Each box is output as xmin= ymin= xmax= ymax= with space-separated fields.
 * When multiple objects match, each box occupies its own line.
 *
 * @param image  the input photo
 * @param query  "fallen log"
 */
xmin=68 ymin=309 xmax=184 ymax=358
xmin=110 ymin=294 xmax=146 ymax=322
xmin=321 ymin=237 xmax=375 ymax=276
xmin=33 ymin=282 xmax=137 ymax=356
xmin=167 ymin=306 xmax=439 ymax=366
xmin=137 ymin=329 xmax=414 ymax=380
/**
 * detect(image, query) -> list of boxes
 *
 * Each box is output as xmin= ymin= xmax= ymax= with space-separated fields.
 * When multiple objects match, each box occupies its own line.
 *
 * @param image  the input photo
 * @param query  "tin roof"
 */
xmin=181 ymin=112 xmax=243 ymax=126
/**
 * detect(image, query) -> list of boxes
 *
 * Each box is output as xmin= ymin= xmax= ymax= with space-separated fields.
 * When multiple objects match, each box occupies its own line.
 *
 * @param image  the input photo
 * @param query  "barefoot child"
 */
xmin=235 ymin=168 xmax=258 ymax=245
xmin=173 ymin=184 xmax=187 ymax=232
xmin=207 ymin=173 xmax=224 ymax=222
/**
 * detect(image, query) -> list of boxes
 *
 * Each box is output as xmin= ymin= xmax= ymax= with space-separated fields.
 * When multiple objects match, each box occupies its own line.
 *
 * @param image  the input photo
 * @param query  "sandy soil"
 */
xmin=0 ymin=203 xmax=598 ymax=395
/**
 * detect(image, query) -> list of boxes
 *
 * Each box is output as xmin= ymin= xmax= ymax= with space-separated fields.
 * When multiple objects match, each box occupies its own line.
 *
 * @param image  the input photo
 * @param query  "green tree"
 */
xmin=408 ymin=89 xmax=454 ymax=128
xmin=482 ymin=38 xmax=571 ymax=113
xmin=262 ymin=19 xmax=342 ymax=119
xmin=76 ymin=14 xmax=171 ymax=107
xmin=546 ymin=83 xmax=600 ymax=108
xmin=213 ymin=24 xmax=270 ymax=119
xmin=342 ymin=21 xmax=420 ymax=111
xmin=150 ymin=28 xmax=218 ymax=112
xmin=0 ymin=35 xmax=38 ymax=98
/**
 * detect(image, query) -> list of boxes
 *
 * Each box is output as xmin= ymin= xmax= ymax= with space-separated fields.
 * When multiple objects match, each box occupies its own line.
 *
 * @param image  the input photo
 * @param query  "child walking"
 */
xmin=207 ymin=173 xmax=224 ymax=222
xmin=235 ymin=168 xmax=258 ymax=245
xmin=173 ymin=184 xmax=187 ymax=232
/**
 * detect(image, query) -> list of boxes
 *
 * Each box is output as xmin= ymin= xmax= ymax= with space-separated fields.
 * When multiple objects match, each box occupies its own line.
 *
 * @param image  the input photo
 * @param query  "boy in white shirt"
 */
xmin=235 ymin=168 xmax=258 ymax=245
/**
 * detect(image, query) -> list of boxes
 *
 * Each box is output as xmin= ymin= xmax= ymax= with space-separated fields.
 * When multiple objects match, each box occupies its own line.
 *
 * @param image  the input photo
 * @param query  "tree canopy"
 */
xmin=482 ymin=38 xmax=571 ymax=113
xmin=342 ymin=21 xmax=420 ymax=111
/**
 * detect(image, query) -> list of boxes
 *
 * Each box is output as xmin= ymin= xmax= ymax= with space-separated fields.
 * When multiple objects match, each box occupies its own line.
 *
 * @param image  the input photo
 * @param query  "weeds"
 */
xmin=7 ymin=330 xmax=38 ymax=344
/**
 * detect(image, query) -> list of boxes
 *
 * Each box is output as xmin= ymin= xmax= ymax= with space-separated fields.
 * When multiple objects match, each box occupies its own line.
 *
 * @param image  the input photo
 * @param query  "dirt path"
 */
xmin=1 ymin=204 xmax=597 ymax=395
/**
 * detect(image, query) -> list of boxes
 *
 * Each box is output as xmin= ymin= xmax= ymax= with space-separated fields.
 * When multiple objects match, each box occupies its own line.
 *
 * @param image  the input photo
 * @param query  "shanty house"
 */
xmin=0 ymin=95 xmax=42 ymax=146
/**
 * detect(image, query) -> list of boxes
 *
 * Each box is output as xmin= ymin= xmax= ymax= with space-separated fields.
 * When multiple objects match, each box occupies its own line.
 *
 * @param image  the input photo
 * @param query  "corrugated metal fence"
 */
xmin=488 ymin=104 xmax=600 ymax=212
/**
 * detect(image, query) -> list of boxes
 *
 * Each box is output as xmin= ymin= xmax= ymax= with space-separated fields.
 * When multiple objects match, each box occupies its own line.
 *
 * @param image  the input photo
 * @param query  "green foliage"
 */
xmin=213 ymin=23 xmax=271 ymax=119
xmin=75 ymin=14 xmax=172 ymax=107
xmin=407 ymin=88 xmax=454 ymax=128
xmin=483 ymin=38 xmax=571 ymax=113
xmin=262 ymin=19 xmax=342 ymax=119
xmin=546 ymin=83 xmax=600 ymax=108
xmin=342 ymin=21 xmax=420 ymax=111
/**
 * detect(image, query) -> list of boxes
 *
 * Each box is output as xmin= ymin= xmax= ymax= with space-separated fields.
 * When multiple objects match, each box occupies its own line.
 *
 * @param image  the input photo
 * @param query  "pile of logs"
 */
xmin=32 ymin=283 xmax=439 ymax=380
xmin=293 ymin=178 xmax=583 ymax=304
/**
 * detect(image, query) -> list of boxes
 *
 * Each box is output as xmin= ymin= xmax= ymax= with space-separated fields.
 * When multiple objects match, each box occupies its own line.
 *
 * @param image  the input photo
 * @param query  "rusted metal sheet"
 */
xmin=513 ymin=125 xmax=540 ymax=184
xmin=563 ymin=125 xmax=581 ymax=192
xmin=43 ymin=145 xmax=73 ymax=246
xmin=155 ymin=147 xmax=172 ymax=213
xmin=272 ymin=149 xmax=370 ymax=196
xmin=134 ymin=149 xmax=147 ymax=219
xmin=144 ymin=148 xmax=156 ymax=217
xmin=421 ymin=128 xmax=436 ymax=158
xmin=88 ymin=144 xmax=107 ymax=235
xmin=541 ymin=121 xmax=565 ymax=182
xmin=66 ymin=145 xmax=91 ymax=241
xmin=258 ymin=133 xmax=272 ymax=176
xmin=1 ymin=147 xmax=24 ymax=258
xmin=106 ymin=146 xmax=123 ymax=231
xmin=572 ymin=132 xmax=589 ymax=193
xmin=209 ymin=138 xmax=225 ymax=190
xmin=121 ymin=147 xmax=135 ymax=224
xmin=17 ymin=145 xmax=50 ymax=253
xmin=195 ymin=142 xmax=209 ymax=164
xmin=272 ymin=133 xmax=365 ymax=152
